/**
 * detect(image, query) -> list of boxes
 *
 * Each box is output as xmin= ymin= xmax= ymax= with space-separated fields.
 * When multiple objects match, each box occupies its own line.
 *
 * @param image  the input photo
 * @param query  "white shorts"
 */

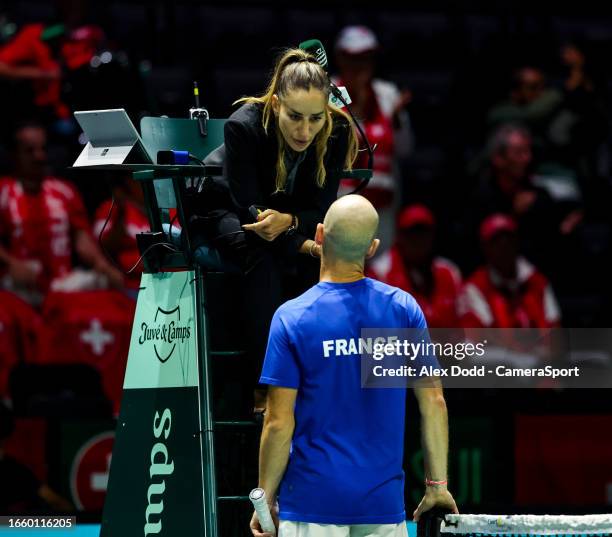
xmin=279 ymin=520 xmax=409 ymax=537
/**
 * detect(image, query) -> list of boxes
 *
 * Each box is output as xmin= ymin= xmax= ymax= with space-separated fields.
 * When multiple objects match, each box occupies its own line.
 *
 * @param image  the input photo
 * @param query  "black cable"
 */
xmin=188 ymin=154 xmax=205 ymax=166
xmin=184 ymin=153 xmax=207 ymax=195
xmin=330 ymin=82 xmax=375 ymax=194
xmin=98 ymin=178 xmax=179 ymax=276
xmin=97 ymin=183 xmax=126 ymax=274
xmin=124 ymin=242 xmax=179 ymax=275
xmin=168 ymin=211 xmax=180 ymax=233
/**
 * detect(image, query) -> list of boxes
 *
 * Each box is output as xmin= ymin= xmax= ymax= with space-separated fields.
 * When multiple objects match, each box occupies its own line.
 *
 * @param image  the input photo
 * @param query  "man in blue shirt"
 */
xmin=251 ymin=195 xmax=458 ymax=537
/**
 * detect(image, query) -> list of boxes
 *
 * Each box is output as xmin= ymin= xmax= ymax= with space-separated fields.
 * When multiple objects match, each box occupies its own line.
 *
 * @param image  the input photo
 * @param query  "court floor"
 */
xmin=0 ymin=521 xmax=420 ymax=537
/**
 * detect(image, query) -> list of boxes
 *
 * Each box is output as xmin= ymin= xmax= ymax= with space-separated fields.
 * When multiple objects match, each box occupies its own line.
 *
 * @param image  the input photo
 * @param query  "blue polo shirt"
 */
xmin=260 ymin=277 xmax=436 ymax=525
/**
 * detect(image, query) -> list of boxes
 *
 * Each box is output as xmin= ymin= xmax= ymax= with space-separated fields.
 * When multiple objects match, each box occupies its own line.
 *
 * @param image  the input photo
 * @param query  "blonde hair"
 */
xmin=235 ymin=48 xmax=359 ymax=192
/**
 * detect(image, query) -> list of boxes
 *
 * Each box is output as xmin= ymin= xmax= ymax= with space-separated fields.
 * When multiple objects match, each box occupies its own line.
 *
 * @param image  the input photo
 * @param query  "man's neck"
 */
xmin=489 ymin=261 xmax=518 ymax=285
xmin=400 ymin=252 xmax=429 ymax=271
xmin=319 ymin=259 xmax=366 ymax=283
xmin=406 ymin=263 xmax=433 ymax=295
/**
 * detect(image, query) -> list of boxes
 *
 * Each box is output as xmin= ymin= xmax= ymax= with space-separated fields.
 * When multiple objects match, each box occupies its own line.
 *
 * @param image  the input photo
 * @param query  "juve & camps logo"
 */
xmin=138 ymin=306 xmax=191 ymax=363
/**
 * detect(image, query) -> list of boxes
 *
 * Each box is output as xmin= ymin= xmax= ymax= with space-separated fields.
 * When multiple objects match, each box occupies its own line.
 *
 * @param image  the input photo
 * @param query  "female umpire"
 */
xmin=201 ymin=47 xmax=359 ymax=414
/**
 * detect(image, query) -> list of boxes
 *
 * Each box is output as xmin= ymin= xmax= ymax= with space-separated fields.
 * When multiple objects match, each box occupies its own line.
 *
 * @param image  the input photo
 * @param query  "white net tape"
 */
xmin=441 ymin=515 xmax=612 ymax=535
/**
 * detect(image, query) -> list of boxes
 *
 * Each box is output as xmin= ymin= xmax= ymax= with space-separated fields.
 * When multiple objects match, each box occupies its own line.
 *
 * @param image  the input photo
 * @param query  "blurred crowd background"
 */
xmin=0 ymin=0 xmax=611 ymax=530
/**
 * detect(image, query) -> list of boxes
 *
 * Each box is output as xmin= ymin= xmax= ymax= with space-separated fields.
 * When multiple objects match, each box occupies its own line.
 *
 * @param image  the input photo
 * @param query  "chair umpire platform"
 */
xmin=97 ymin=114 xmax=372 ymax=537
xmin=98 ymin=115 xmax=256 ymax=537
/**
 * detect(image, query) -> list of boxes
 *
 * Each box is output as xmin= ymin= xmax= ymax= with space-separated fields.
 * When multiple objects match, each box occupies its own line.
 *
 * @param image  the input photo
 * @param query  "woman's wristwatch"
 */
xmin=285 ymin=214 xmax=298 ymax=235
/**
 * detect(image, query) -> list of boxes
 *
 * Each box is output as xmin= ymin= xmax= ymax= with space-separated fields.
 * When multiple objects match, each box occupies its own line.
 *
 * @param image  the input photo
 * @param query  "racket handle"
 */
xmin=249 ymin=488 xmax=276 ymax=535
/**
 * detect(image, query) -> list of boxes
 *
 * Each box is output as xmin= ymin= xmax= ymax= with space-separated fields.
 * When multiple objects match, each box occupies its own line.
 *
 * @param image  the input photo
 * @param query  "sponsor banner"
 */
xmin=124 ymin=272 xmax=198 ymax=390
xmin=101 ymin=388 xmax=204 ymax=537
xmin=357 ymin=328 xmax=612 ymax=388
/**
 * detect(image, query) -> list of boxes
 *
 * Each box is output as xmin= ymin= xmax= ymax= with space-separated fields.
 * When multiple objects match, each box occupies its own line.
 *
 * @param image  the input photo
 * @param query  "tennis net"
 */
xmin=419 ymin=512 xmax=612 ymax=537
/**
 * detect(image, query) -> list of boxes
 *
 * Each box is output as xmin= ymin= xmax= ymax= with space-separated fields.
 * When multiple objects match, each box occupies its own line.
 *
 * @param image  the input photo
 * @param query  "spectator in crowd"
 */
xmin=0 ymin=22 xmax=67 ymax=126
xmin=486 ymin=59 xmax=606 ymax=191
xmin=486 ymin=65 xmax=563 ymax=162
xmin=0 ymin=402 xmax=73 ymax=513
xmin=0 ymin=291 xmax=43 ymax=399
xmin=459 ymin=213 xmax=561 ymax=330
xmin=368 ymin=204 xmax=462 ymax=328
xmin=557 ymin=40 xmax=608 ymax=192
xmin=333 ymin=25 xmax=413 ymax=254
xmin=0 ymin=0 xmax=104 ymax=130
xmin=93 ymin=176 xmax=149 ymax=293
xmin=0 ymin=122 xmax=124 ymax=306
xmin=465 ymin=124 xmax=560 ymax=273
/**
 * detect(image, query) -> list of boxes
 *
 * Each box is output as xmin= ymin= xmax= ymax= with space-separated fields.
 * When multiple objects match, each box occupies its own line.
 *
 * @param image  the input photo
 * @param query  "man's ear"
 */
xmin=271 ymin=94 xmax=280 ymax=117
xmin=365 ymin=238 xmax=380 ymax=259
xmin=315 ymin=223 xmax=324 ymax=245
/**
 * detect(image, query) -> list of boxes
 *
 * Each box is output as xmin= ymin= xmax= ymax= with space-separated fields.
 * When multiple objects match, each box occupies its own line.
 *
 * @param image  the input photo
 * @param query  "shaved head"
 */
xmin=322 ymin=195 xmax=379 ymax=263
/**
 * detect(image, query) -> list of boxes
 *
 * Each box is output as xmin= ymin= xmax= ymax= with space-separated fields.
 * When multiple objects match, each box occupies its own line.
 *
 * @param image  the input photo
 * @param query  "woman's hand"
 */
xmin=242 ymin=210 xmax=293 ymax=242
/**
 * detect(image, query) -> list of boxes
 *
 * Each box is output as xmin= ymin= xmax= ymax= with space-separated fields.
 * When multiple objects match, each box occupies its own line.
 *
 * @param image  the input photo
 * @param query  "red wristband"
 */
xmin=425 ymin=478 xmax=448 ymax=486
